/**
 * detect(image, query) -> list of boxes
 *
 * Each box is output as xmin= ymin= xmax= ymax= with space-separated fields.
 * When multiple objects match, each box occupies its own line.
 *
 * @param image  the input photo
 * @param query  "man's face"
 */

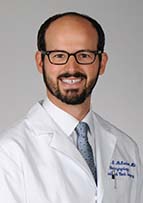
xmin=36 ymin=16 xmax=107 ymax=105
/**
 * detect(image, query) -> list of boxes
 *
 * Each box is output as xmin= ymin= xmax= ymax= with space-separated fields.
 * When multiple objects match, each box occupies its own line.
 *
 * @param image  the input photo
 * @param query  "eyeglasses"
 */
xmin=41 ymin=49 xmax=102 ymax=65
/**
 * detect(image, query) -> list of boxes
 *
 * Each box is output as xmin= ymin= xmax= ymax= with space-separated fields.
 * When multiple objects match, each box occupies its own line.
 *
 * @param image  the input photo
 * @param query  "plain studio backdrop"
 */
xmin=0 ymin=0 xmax=143 ymax=162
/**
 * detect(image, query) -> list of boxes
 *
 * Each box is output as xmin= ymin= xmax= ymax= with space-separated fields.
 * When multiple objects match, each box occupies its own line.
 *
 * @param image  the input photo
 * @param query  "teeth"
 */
xmin=62 ymin=78 xmax=81 ymax=84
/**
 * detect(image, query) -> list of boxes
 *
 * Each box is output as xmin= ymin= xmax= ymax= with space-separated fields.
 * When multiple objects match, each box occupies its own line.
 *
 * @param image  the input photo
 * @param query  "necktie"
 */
xmin=75 ymin=122 xmax=97 ymax=183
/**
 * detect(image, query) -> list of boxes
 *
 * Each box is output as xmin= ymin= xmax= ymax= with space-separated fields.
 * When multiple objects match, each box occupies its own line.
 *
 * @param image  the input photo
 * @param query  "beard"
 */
xmin=42 ymin=65 xmax=100 ymax=105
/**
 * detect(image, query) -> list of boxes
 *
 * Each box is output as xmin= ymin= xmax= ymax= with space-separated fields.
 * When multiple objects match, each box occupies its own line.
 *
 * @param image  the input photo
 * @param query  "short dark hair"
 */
xmin=37 ymin=12 xmax=105 ymax=53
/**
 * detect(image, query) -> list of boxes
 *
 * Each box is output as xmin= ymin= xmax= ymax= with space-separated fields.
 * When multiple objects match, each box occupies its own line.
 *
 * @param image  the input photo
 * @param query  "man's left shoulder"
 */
xmin=93 ymin=112 xmax=138 ymax=148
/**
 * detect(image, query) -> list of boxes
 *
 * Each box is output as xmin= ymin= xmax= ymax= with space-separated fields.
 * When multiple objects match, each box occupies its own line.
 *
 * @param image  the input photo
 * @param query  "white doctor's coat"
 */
xmin=0 ymin=101 xmax=142 ymax=203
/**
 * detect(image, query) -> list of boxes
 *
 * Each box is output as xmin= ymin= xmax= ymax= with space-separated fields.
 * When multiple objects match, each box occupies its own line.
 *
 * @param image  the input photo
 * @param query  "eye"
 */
xmin=78 ymin=52 xmax=93 ymax=59
xmin=54 ymin=54 xmax=64 ymax=58
xmin=51 ymin=52 xmax=66 ymax=59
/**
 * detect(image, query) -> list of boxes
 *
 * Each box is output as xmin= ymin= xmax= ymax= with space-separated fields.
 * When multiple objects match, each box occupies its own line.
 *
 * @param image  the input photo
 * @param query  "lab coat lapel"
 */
xmin=94 ymin=114 xmax=117 ymax=202
xmin=49 ymin=125 xmax=96 ymax=185
xmin=27 ymin=102 xmax=95 ymax=185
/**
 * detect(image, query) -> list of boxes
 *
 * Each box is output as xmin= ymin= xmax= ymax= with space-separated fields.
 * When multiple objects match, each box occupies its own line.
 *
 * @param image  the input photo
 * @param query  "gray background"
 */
xmin=0 ymin=0 xmax=143 ymax=162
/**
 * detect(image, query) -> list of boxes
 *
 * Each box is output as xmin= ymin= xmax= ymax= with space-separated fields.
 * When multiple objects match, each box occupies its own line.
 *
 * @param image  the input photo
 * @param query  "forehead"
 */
xmin=44 ymin=15 xmax=98 ymax=50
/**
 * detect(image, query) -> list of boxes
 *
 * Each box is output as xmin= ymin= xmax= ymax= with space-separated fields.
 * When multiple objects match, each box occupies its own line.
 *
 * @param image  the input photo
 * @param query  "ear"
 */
xmin=35 ymin=51 xmax=43 ymax=73
xmin=99 ymin=52 xmax=108 ymax=75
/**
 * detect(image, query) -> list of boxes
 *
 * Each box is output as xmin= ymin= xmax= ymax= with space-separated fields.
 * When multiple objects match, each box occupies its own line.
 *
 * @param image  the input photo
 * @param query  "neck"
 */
xmin=47 ymin=92 xmax=91 ymax=121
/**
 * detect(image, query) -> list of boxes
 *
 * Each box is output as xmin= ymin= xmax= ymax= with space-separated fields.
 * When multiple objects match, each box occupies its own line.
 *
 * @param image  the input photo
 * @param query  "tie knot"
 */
xmin=75 ymin=122 xmax=89 ymax=138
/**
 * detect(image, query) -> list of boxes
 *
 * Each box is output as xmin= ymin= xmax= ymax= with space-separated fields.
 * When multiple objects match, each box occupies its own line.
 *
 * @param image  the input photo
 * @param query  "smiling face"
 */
xmin=36 ymin=15 xmax=108 ymax=106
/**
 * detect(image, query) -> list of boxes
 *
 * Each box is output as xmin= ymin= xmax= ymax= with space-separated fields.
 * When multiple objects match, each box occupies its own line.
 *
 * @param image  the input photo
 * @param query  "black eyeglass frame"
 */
xmin=41 ymin=49 xmax=102 ymax=65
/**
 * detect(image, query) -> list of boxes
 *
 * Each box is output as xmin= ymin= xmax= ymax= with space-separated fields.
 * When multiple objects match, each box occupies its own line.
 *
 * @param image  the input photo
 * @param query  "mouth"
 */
xmin=58 ymin=77 xmax=85 ymax=91
xmin=61 ymin=78 xmax=82 ymax=84
xmin=58 ymin=72 xmax=87 ymax=90
xmin=58 ymin=72 xmax=86 ymax=84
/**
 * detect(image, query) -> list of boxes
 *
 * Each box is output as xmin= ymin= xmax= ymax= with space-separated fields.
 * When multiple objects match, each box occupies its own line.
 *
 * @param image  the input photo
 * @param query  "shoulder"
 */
xmin=0 ymin=119 xmax=26 ymax=147
xmin=93 ymin=112 xmax=138 ymax=150
xmin=0 ymin=100 xmax=54 ymax=152
xmin=0 ymin=101 xmax=44 ymax=163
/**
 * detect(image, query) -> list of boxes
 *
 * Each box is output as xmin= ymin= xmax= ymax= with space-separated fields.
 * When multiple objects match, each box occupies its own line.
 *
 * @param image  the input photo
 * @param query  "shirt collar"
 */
xmin=42 ymin=97 xmax=94 ymax=136
xmin=42 ymin=97 xmax=78 ymax=136
xmin=82 ymin=110 xmax=95 ymax=136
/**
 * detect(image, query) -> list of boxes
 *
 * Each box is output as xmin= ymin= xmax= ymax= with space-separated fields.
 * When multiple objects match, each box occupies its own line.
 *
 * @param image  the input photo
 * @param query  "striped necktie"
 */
xmin=75 ymin=122 xmax=97 ymax=184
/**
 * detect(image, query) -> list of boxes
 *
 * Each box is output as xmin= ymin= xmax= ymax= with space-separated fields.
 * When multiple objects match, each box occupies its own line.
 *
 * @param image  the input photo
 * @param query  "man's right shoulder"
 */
xmin=0 ymin=102 xmax=42 ymax=147
xmin=0 ymin=100 xmax=55 ymax=149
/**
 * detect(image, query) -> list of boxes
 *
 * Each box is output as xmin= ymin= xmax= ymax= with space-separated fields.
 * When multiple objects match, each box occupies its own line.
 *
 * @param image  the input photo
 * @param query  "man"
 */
xmin=0 ymin=12 xmax=142 ymax=203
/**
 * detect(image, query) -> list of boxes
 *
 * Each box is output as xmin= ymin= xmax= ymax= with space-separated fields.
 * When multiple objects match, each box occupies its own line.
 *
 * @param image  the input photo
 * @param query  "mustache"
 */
xmin=58 ymin=72 xmax=87 ymax=79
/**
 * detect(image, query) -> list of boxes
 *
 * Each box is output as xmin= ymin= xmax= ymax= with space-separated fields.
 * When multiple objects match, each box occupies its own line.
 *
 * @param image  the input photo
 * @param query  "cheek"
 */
xmin=44 ymin=62 xmax=60 ymax=80
xmin=86 ymin=60 xmax=100 ymax=76
xmin=86 ymin=66 xmax=99 ymax=82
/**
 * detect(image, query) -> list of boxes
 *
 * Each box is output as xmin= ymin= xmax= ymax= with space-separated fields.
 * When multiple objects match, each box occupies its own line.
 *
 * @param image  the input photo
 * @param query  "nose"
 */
xmin=64 ymin=55 xmax=79 ymax=73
